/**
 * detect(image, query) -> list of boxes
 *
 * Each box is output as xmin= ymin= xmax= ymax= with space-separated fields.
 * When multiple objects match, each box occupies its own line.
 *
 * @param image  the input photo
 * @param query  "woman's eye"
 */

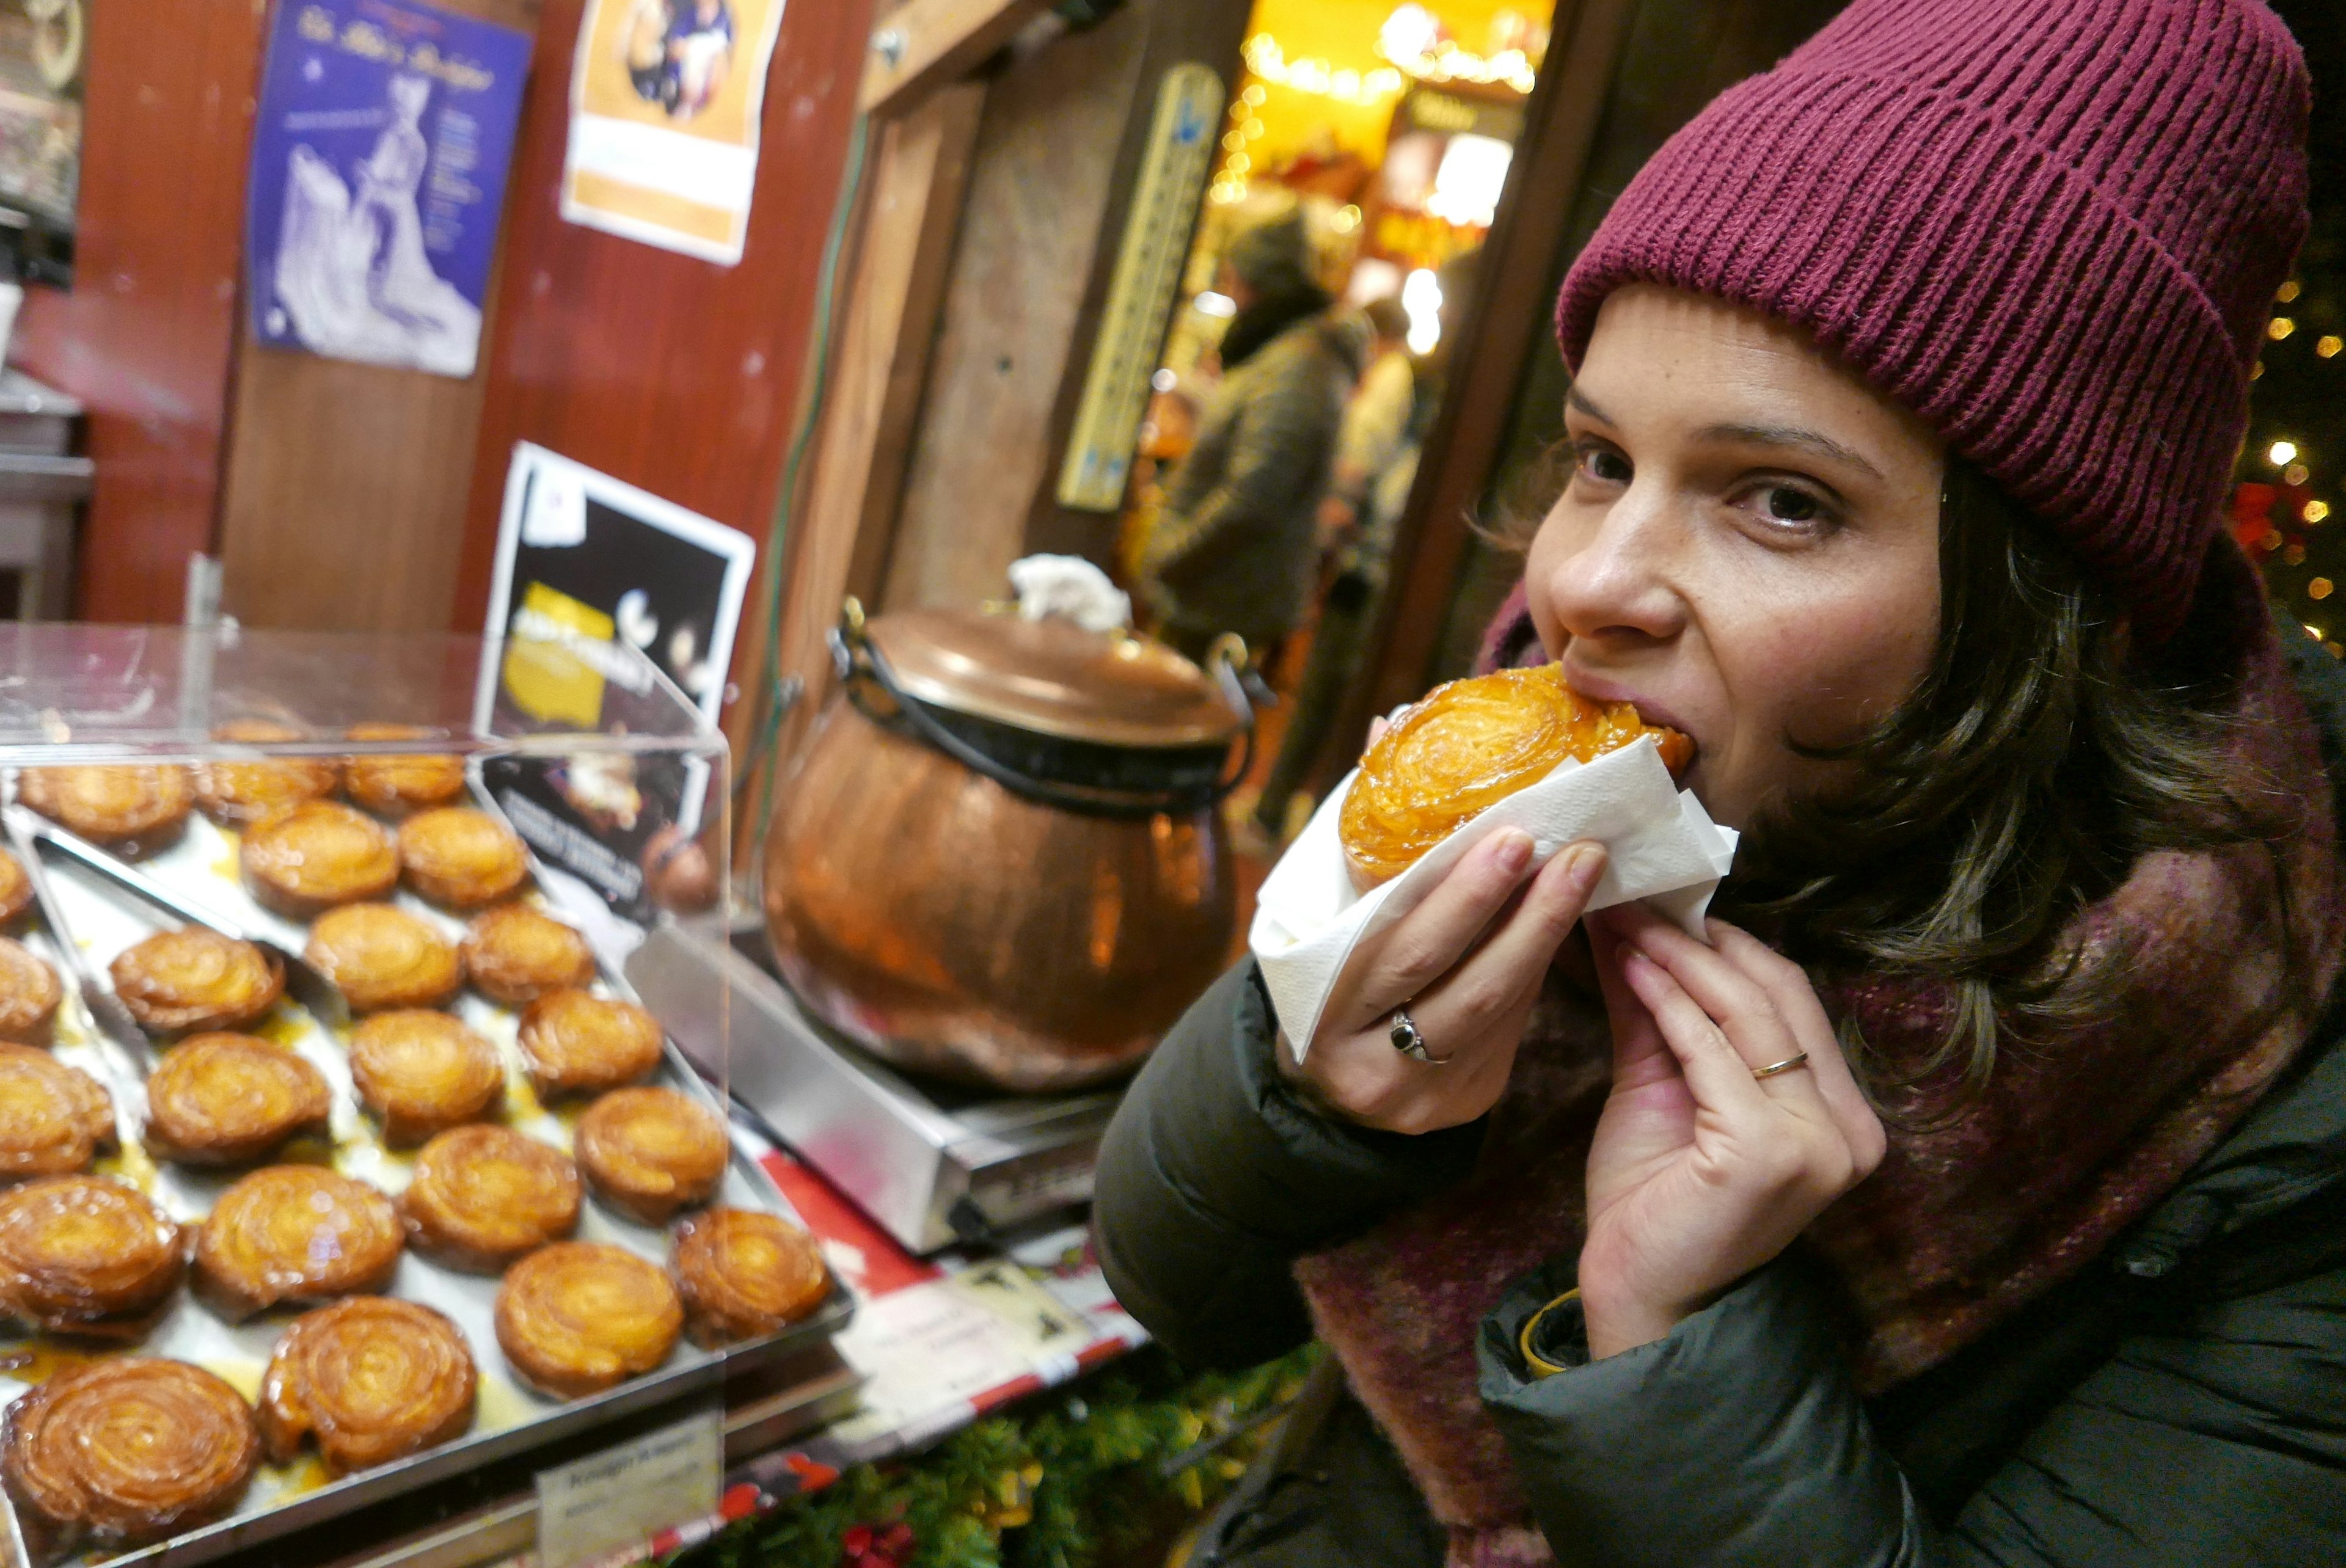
xmin=1575 ymin=445 xmax=1631 ymax=485
xmin=1736 ymin=481 xmax=1836 ymax=531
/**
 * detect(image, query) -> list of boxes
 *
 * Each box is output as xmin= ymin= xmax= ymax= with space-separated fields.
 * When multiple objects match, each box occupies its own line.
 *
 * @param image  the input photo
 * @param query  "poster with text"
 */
xmin=559 ymin=0 xmax=786 ymax=264
xmin=247 ymin=0 xmax=530 ymax=378
xmin=475 ymin=444 xmax=755 ymax=915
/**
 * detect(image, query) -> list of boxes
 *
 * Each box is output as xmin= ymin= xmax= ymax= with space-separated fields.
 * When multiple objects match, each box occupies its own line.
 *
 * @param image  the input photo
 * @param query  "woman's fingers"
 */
xmin=1610 ymin=908 xmax=1807 ymax=1079
xmin=1707 ymin=922 xmax=1887 ymax=1173
xmin=1336 ymin=828 xmax=1540 ymax=1026
xmin=1615 ymin=949 xmax=1774 ymax=1117
xmin=1411 ymin=843 xmax=1607 ymax=1039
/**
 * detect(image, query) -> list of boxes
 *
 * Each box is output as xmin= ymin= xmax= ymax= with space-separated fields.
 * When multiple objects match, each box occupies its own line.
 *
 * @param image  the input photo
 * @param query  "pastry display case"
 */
xmin=0 ymin=622 xmax=849 ymax=1568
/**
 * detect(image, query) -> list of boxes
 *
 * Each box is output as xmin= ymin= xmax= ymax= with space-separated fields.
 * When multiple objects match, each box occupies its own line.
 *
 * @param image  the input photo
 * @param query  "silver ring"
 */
xmin=1751 ymin=1052 xmax=1810 ymax=1080
xmin=1390 ymin=1007 xmax=1450 ymax=1065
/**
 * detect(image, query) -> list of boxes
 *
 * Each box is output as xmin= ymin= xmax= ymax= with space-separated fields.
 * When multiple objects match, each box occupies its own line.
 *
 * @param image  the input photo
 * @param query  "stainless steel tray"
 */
xmin=0 ymin=782 xmax=852 ymax=1568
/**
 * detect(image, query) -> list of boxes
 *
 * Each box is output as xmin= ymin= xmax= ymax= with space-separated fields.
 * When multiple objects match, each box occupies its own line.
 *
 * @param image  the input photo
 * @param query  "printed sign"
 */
xmin=478 ymin=443 xmax=755 ymax=916
xmin=246 ymin=0 xmax=531 ymax=377
xmin=535 ymin=1406 xmax=723 ymax=1568
xmin=561 ymin=0 xmax=789 ymax=263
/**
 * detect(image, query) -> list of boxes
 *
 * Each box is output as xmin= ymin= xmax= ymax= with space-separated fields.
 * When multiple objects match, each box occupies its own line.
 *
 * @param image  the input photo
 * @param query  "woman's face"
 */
xmin=1525 ymin=285 xmax=1946 ymax=830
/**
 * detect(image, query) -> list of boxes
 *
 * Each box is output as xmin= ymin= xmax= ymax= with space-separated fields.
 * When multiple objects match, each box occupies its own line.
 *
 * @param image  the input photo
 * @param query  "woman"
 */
xmin=1095 ymin=1 xmax=2346 ymax=1563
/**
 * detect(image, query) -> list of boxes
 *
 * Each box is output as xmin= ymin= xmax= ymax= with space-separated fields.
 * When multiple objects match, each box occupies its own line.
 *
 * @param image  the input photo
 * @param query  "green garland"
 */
xmin=685 ymin=1345 xmax=1319 ymax=1568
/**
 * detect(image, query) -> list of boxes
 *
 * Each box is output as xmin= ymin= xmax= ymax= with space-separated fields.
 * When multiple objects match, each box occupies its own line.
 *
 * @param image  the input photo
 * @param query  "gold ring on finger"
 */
xmin=1751 ymin=1052 xmax=1810 ymax=1080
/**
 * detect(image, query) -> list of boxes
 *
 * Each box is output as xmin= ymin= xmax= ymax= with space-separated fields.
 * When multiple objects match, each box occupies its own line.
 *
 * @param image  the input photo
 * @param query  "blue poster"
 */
xmin=247 ymin=0 xmax=531 ymax=378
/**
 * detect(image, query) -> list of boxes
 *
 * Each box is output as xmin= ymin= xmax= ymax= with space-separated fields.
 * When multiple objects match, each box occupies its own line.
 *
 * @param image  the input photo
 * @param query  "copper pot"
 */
xmin=762 ymin=603 xmax=1249 ymax=1092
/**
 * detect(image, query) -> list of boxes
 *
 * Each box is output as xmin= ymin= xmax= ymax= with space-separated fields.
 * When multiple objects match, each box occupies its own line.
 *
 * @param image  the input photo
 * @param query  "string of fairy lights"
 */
xmin=2249 ymin=275 xmax=2343 ymax=647
xmin=1208 ymin=7 xmax=1543 ymax=207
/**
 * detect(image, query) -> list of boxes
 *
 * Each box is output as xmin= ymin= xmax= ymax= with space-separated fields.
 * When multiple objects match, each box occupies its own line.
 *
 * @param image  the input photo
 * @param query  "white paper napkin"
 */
xmin=1249 ymin=737 xmax=1738 ymax=1061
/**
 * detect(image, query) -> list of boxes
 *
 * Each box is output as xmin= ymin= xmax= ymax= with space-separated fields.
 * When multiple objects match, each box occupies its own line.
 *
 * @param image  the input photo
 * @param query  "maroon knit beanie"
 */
xmin=1554 ymin=0 xmax=2311 ymax=640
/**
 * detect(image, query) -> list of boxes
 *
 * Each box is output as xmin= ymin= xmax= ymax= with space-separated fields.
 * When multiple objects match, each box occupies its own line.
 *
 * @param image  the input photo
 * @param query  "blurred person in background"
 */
xmin=1141 ymin=211 xmax=1361 ymax=667
xmin=1251 ymin=255 xmax=1480 ymax=847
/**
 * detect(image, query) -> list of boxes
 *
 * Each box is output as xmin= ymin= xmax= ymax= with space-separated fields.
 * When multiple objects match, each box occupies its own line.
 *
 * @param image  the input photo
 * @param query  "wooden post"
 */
xmin=860 ymin=0 xmax=1051 ymax=116
xmin=728 ymin=82 xmax=987 ymax=862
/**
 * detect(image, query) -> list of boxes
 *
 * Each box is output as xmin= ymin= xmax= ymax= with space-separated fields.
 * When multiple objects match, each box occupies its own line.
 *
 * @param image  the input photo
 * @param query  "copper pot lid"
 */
xmin=863 ymin=608 xmax=1244 ymax=749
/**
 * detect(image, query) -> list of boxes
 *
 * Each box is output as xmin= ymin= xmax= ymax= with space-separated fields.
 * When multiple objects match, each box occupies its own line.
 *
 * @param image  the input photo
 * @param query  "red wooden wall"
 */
xmin=13 ymin=0 xmax=268 ymax=622
xmin=450 ymin=0 xmax=877 ymax=633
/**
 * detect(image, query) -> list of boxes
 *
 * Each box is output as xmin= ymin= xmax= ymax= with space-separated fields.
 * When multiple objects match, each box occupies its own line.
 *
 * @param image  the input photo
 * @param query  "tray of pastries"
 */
xmin=0 ymin=743 xmax=849 ymax=1568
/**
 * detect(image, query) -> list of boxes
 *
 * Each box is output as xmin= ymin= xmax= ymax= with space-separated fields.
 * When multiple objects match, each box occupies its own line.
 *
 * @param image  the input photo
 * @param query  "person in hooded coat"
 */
xmin=1142 ymin=211 xmax=1361 ymax=665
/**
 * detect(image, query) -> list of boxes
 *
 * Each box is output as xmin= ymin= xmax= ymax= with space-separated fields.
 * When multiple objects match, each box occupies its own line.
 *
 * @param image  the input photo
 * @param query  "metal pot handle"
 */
xmin=830 ymin=600 xmax=1255 ymax=819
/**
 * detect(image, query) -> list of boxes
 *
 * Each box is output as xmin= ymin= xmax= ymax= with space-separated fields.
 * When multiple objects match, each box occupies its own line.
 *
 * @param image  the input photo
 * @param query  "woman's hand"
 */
xmin=1577 ymin=905 xmax=1886 ymax=1359
xmin=1281 ymin=827 xmax=1609 ymax=1136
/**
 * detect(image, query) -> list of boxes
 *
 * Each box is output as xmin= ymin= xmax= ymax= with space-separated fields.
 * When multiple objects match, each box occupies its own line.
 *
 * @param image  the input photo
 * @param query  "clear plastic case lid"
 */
xmin=0 ymin=622 xmax=721 ymax=760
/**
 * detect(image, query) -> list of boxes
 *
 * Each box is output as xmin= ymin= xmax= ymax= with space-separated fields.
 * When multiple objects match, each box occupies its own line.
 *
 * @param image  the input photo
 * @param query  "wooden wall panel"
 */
xmin=10 ymin=0 xmax=270 ymax=623
xmin=450 ymin=0 xmax=878 ymax=635
xmin=877 ymin=9 xmax=1152 ymax=613
xmin=218 ymin=0 xmax=542 ymax=634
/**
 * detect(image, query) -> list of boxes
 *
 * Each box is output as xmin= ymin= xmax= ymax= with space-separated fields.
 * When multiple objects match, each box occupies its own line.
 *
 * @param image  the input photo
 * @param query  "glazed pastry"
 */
xmin=2 ymin=1358 xmax=259 ymax=1552
xmin=341 ymin=723 xmax=467 ymax=817
xmin=346 ymin=1010 xmax=503 ymax=1146
xmin=109 ymin=927 xmax=283 ymax=1034
xmin=0 ymin=847 xmax=30 ymax=927
xmin=399 ymin=1125 xmax=580 ymax=1273
xmin=143 ymin=1033 xmax=331 ymax=1167
xmin=258 ymin=1297 xmax=477 ymax=1475
xmin=576 ymin=1087 xmax=728 ymax=1225
xmin=398 ymin=807 xmax=528 ymax=909
xmin=191 ymin=720 xmax=340 ymax=827
xmin=0 ymin=1045 xmax=115 ymax=1183
xmin=494 ymin=1242 xmax=681 ymax=1399
xmin=1339 ymin=663 xmax=1696 ymax=890
xmin=241 ymin=800 xmax=400 ymax=917
xmin=517 ymin=989 xmax=663 ymax=1098
xmin=16 ymin=765 xmax=192 ymax=850
xmin=0 ymin=1176 xmax=184 ymax=1336
xmin=193 ymin=1166 xmax=403 ymax=1322
xmin=462 ymin=903 xmax=596 ymax=1005
xmin=670 ymin=1208 xmax=830 ymax=1347
xmin=304 ymin=903 xmax=461 ymax=1013
xmin=0 ymin=937 xmax=60 ymax=1043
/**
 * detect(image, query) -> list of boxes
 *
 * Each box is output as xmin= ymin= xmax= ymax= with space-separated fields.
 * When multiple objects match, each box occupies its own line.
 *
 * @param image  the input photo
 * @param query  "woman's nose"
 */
xmin=1543 ymin=485 xmax=1686 ymax=648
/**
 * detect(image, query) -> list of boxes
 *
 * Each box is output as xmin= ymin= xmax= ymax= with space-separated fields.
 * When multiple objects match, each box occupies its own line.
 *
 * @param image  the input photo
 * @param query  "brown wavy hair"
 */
xmin=1713 ymin=456 xmax=2295 ymax=1095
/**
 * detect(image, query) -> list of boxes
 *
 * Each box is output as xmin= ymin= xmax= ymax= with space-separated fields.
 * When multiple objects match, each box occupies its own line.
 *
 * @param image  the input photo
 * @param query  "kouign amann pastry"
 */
xmin=192 ymin=1165 xmax=403 ymax=1321
xmin=16 ymin=765 xmax=192 ymax=850
xmin=0 ymin=1045 xmax=115 ymax=1183
xmin=462 ymin=903 xmax=596 ymax=1005
xmin=341 ymin=723 xmax=467 ymax=817
xmin=495 ymin=1242 xmax=681 ymax=1398
xmin=304 ymin=902 xmax=462 ymax=1013
xmin=400 ymin=1125 xmax=580 ymax=1273
xmin=142 ymin=1033 xmax=331 ymax=1167
xmin=191 ymin=720 xmax=340 ymax=826
xmin=0 ymin=1176 xmax=184 ymax=1336
xmin=1339 ymin=663 xmax=1694 ymax=890
xmin=240 ymin=800 xmax=400 ymax=917
xmin=109 ymin=927 xmax=282 ymax=1034
xmin=0 ymin=937 xmax=60 ymax=1043
xmin=346 ymin=1009 xmax=503 ymax=1146
xmin=0 ymin=847 xmax=30 ymax=928
xmin=259 ymin=1296 xmax=477 ymax=1475
xmin=2 ymin=1358 xmax=259 ymax=1551
xmin=575 ymin=1087 xmax=728 ymax=1224
xmin=516 ymin=989 xmax=663 ymax=1097
xmin=670 ymin=1208 xmax=830 ymax=1347
xmin=398 ymin=807 xmax=528 ymax=908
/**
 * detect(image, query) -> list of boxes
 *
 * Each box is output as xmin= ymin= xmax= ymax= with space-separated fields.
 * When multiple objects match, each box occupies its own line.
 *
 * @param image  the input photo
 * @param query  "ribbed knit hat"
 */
xmin=1554 ymin=0 xmax=2311 ymax=640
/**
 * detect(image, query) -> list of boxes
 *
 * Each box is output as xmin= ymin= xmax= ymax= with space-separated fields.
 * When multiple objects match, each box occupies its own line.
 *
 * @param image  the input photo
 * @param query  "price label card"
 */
xmin=535 ymin=1406 xmax=722 ymax=1568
